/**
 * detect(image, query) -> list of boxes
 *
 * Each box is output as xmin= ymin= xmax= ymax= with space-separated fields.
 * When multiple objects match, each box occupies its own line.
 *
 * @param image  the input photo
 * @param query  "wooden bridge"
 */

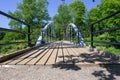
xmin=0 ymin=10 xmax=120 ymax=66
xmin=0 ymin=41 xmax=120 ymax=66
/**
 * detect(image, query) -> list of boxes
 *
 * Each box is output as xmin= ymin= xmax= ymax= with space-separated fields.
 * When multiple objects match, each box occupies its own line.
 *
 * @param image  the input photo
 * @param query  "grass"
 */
xmin=0 ymin=44 xmax=27 ymax=54
xmin=94 ymin=46 xmax=120 ymax=56
xmin=84 ymin=37 xmax=120 ymax=56
xmin=0 ymin=39 xmax=37 ymax=54
xmin=104 ymin=47 xmax=120 ymax=56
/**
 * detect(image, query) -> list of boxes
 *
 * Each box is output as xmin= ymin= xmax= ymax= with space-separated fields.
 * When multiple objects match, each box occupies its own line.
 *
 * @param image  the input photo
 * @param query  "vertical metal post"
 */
xmin=50 ymin=27 xmax=51 ymax=41
xmin=28 ymin=25 xmax=31 ymax=47
xmin=41 ymin=30 xmax=44 ymax=44
xmin=66 ymin=28 xmax=68 ymax=41
xmin=59 ymin=28 xmax=60 ymax=40
xmin=42 ymin=31 xmax=43 ymax=41
xmin=49 ymin=29 xmax=50 ymax=41
xmin=47 ymin=30 xmax=48 ymax=42
xmin=78 ymin=32 xmax=79 ymax=44
xmin=72 ymin=29 xmax=73 ymax=42
xmin=70 ymin=27 xmax=71 ymax=42
xmin=91 ymin=24 xmax=94 ymax=50
xmin=51 ymin=27 xmax=53 ymax=41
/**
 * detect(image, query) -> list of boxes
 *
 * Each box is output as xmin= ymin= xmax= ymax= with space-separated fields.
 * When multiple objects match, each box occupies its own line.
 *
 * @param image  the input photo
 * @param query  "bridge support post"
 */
xmin=70 ymin=27 xmax=72 ymax=42
xmin=78 ymin=32 xmax=79 ymax=45
xmin=90 ymin=24 xmax=94 ymax=51
xmin=28 ymin=25 xmax=31 ymax=47
xmin=50 ymin=27 xmax=51 ymax=41
xmin=47 ymin=30 xmax=48 ymax=42
xmin=41 ymin=30 xmax=44 ymax=43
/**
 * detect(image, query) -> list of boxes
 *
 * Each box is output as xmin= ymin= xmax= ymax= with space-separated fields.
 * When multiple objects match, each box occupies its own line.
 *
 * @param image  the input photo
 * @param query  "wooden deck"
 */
xmin=0 ymin=41 xmax=120 ymax=65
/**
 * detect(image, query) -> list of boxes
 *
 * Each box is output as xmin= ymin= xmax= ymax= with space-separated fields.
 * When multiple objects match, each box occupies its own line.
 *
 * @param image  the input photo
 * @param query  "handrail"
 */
xmin=91 ymin=10 xmax=120 ymax=25
xmin=0 ymin=40 xmax=37 ymax=46
xmin=0 ymin=10 xmax=31 ymax=47
xmin=85 ymin=40 xmax=120 ymax=45
xmin=0 ymin=11 xmax=29 ymax=26
xmin=93 ymin=26 xmax=120 ymax=34
xmin=90 ymin=10 xmax=120 ymax=48
xmin=0 ymin=27 xmax=29 ymax=34
xmin=0 ymin=27 xmax=37 ymax=35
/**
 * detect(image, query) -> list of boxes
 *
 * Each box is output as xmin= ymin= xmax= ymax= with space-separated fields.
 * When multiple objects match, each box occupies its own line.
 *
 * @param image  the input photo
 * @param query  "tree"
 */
xmin=99 ymin=0 xmax=120 ymax=27
xmin=0 ymin=31 xmax=5 ymax=40
xmin=69 ymin=0 xmax=85 ymax=30
xmin=98 ymin=0 xmax=120 ymax=42
xmin=8 ymin=0 xmax=50 ymax=40
xmin=86 ymin=0 xmax=120 ymax=47
xmin=53 ymin=3 xmax=71 ymax=40
xmin=89 ymin=8 xmax=100 ymax=22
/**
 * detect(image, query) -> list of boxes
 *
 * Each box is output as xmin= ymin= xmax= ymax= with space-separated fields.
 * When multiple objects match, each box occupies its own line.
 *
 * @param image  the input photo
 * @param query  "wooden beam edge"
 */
xmin=0 ymin=43 xmax=49 ymax=63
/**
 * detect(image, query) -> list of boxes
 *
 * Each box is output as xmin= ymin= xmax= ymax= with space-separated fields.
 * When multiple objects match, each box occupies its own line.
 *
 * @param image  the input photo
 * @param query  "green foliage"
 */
xmin=53 ymin=3 xmax=71 ymax=40
xmin=99 ymin=0 xmax=120 ymax=27
xmin=104 ymin=47 xmax=120 ymax=55
xmin=0 ymin=0 xmax=50 ymax=54
xmin=0 ymin=31 xmax=5 ymax=40
xmin=89 ymin=8 xmax=100 ymax=22
xmin=8 ymin=11 xmax=23 ymax=29
xmin=53 ymin=0 xmax=86 ymax=40
xmin=3 ymin=32 xmax=26 ymax=41
xmin=0 ymin=44 xmax=27 ymax=54
xmin=97 ymin=46 xmax=120 ymax=56
xmin=69 ymin=0 xmax=85 ymax=30
xmin=85 ymin=0 xmax=120 ymax=49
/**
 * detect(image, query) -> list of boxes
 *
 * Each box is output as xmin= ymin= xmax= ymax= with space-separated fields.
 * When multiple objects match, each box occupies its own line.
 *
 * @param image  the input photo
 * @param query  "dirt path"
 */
xmin=0 ymin=65 xmax=120 ymax=80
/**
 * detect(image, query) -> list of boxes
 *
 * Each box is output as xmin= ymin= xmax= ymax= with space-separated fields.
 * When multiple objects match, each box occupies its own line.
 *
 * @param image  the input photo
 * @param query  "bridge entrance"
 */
xmin=0 ymin=8 xmax=120 ymax=66
xmin=0 ymin=41 xmax=120 ymax=65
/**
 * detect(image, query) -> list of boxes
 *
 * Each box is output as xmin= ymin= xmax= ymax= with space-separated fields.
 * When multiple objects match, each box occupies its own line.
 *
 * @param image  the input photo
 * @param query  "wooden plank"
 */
xmin=1 ymin=48 xmax=40 ymax=64
xmin=2 ymin=47 xmax=41 ymax=64
xmin=62 ymin=41 xmax=79 ymax=64
xmin=46 ymin=44 xmax=59 ymax=65
xmin=55 ymin=42 xmax=64 ymax=64
xmin=62 ymin=44 xmax=73 ymax=64
xmin=27 ymin=48 xmax=50 ymax=65
xmin=4 ymin=45 xmax=49 ymax=65
xmin=7 ymin=49 xmax=43 ymax=65
xmin=3 ymin=45 xmax=50 ymax=65
xmin=0 ymin=43 xmax=50 ymax=63
xmin=27 ymin=43 xmax=56 ymax=65
xmin=74 ymin=47 xmax=91 ymax=54
xmin=36 ymin=44 xmax=56 ymax=65
xmin=70 ymin=47 xmax=81 ymax=56
xmin=71 ymin=47 xmax=86 ymax=60
xmin=71 ymin=47 xmax=92 ymax=65
xmin=16 ymin=44 xmax=52 ymax=65
xmin=17 ymin=48 xmax=47 ymax=65
xmin=66 ymin=48 xmax=76 ymax=56
xmin=67 ymin=47 xmax=81 ymax=64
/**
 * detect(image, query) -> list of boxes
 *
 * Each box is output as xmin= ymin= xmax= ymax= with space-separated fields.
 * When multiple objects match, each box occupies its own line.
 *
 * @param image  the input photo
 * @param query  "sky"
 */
xmin=0 ymin=0 xmax=101 ymax=29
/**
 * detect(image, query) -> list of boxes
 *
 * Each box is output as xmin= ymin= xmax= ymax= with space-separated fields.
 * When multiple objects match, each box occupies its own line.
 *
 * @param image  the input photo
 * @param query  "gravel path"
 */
xmin=0 ymin=55 xmax=3 ymax=57
xmin=0 ymin=65 xmax=120 ymax=80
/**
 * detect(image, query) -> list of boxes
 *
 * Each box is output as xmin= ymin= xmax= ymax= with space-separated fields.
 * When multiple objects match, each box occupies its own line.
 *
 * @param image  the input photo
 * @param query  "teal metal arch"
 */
xmin=36 ymin=22 xmax=53 ymax=46
xmin=66 ymin=23 xmax=86 ymax=47
xmin=36 ymin=22 xmax=85 ymax=47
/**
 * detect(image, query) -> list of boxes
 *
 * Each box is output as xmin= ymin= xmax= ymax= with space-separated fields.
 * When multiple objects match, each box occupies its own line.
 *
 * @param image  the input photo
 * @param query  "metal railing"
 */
xmin=83 ymin=10 xmax=120 ymax=48
xmin=88 ymin=10 xmax=120 ymax=48
xmin=0 ymin=10 xmax=32 ymax=47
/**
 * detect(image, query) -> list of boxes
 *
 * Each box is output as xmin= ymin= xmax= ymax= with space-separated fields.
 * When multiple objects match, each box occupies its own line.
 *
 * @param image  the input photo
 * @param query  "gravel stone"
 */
xmin=0 ymin=65 xmax=120 ymax=80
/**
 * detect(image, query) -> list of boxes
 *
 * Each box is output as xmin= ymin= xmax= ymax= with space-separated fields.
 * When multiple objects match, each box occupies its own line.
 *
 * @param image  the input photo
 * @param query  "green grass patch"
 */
xmin=97 ymin=46 xmax=120 ymax=56
xmin=84 ymin=37 xmax=120 ymax=56
xmin=0 ymin=44 xmax=27 ymax=54
xmin=104 ymin=47 xmax=120 ymax=56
